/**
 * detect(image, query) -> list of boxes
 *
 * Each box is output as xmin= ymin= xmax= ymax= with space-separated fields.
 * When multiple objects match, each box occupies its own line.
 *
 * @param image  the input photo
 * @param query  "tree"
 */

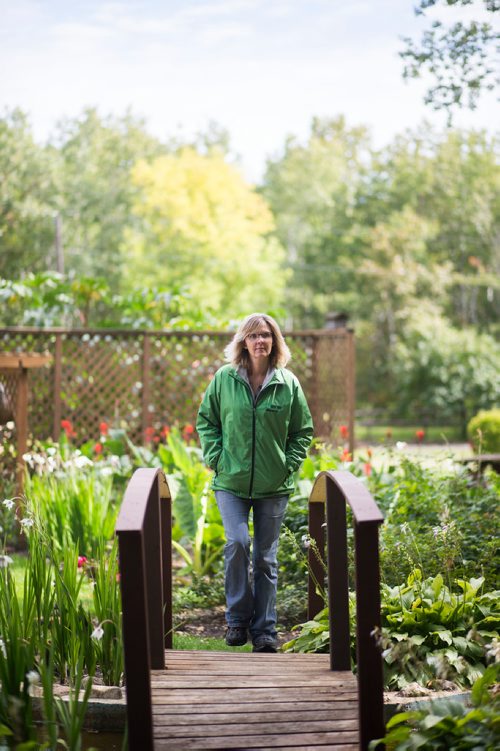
xmin=123 ymin=147 xmax=287 ymax=318
xmin=53 ymin=108 xmax=165 ymax=291
xmin=262 ymin=116 xmax=371 ymax=326
xmin=0 ymin=110 xmax=58 ymax=278
xmin=393 ymin=310 xmax=500 ymax=432
xmin=400 ymin=0 xmax=499 ymax=116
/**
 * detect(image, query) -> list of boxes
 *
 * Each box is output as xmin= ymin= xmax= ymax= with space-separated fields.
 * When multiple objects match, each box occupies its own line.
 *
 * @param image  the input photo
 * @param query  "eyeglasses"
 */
xmin=247 ymin=332 xmax=273 ymax=341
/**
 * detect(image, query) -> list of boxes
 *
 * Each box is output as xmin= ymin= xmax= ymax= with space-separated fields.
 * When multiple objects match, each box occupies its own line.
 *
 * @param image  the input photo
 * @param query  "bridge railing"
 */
xmin=307 ymin=470 xmax=385 ymax=750
xmin=116 ymin=467 xmax=384 ymax=750
xmin=115 ymin=468 xmax=172 ymax=751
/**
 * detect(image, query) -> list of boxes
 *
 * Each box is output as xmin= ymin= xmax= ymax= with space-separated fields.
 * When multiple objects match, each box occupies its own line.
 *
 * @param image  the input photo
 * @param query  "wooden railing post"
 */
xmin=116 ymin=529 xmax=154 ymax=750
xmin=327 ymin=480 xmax=351 ymax=671
xmin=308 ymin=470 xmax=384 ymax=751
xmin=355 ymin=521 xmax=384 ymax=749
xmin=307 ymin=499 xmax=325 ymax=619
xmin=160 ymin=473 xmax=173 ymax=649
xmin=143 ymin=474 xmax=166 ymax=669
xmin=116 ymin=468 xmax=173 ymax=750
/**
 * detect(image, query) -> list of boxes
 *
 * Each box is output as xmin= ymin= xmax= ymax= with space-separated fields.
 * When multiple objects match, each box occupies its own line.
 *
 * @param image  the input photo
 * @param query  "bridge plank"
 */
xmin=151 ymin=650 xmax=360 ymax=749
xmin=155 ymin=731 xmax=359 ymax=749
xmin=152 ymin=708 xmax=358 ymax=723
xmin=154 ymin=719 xmax=358 ymax=736
xmin=153 ymin=700 xmax=358 ymax=715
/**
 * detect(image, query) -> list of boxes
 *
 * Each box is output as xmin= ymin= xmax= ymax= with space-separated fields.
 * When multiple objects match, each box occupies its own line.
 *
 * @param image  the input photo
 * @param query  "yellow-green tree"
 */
xmin=123 ymin=148 xmax=286 ymax=318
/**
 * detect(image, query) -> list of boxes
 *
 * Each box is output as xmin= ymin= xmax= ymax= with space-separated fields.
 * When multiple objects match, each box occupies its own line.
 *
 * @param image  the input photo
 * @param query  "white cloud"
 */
xmin=0 ymin=0 xmax=496 ymax=182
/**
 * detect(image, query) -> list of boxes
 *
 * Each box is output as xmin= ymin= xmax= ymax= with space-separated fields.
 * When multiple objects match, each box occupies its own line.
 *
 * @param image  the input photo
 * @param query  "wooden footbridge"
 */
xmin=116 ymin=469 xmax=385 ymax=750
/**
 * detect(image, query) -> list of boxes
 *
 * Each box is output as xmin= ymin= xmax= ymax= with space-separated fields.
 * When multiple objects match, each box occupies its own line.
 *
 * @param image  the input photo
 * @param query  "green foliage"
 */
xmin=0 ymin=564 xmax=36 ymax=744
xmin=379 ymin=570 xmax=499 ymax=690
xmin=124 ymin=147 xmax=287 ymax=318
xmin=0 ymin=272 xmax=224 ymax=329
xmin=0 ymin=110 xmax=57 ymax=280
xmin=53 ymin=653 xmax=94 ymax=751
xmin=393 ymin=313 xmax=500 ymax=432
xmin=373 ymin=455 xmax=499 ymax=589
xmin=282 ymin=569 xmax=499 ymax=692
xmin=370 ymin=664 xmax=500 ymax=750
xmin=90 ymin=539 xmax=123 ymax=687
xmin=400 ymin=0 xmax=499 ymax=115
xmin=467 ymin=408 xmax=500 ymax=453
xmin=158 ymin=428 xmax=225 ymax=577
xmin=282 ymin=607 xmax=332 ymax=655
xmin=23 ymin=450 xmax=118 ymax=559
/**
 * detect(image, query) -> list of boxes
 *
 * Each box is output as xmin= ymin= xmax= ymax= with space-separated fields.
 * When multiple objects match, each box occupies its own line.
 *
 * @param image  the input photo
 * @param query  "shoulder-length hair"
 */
xmin=224 ymin=313 xmax=291 ymax=370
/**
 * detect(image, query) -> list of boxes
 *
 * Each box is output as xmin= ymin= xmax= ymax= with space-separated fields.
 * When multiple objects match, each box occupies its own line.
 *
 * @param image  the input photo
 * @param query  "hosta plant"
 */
xmin=282 ymin=569 xmax=499 ymax=691
xmin=370 ymin=663 xmax=500 ymax=750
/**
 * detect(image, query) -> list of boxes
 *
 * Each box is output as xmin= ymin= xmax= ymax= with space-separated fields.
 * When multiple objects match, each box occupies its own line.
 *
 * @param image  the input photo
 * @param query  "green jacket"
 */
xmin=196 ymin=364 xmax=313 ymax=499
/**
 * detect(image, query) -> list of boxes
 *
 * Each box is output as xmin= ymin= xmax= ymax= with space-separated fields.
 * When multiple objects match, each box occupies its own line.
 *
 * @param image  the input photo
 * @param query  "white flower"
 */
xmin=91 ymin=625 xmax=104 ymax=641
xmin=396 ymin=441 xmax=407 ymax=451
xmin=47 ymin=447 xmax=57 ymax=456
xmin=73 ymin=455 xmax=92 ymax=469
xmin=26 ymin=670 xmax=39 ymax=685
xmin=301 ymin=534 xmax=311 ymax=549
xmin=0 ymin=639 xmax=6 ymax=658
xmin=20 ymin=518 xmax=34 ymax=529
xmin=0 ymin=555 xmax=13 ymax=568
xmin=2 ymin=499 xmax=15 ymax=510
xmin=485 ymin=638 xmax=500 ymax=663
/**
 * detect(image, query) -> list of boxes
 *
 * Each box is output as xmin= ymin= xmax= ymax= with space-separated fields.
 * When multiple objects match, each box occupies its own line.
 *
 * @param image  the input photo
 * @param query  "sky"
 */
xmin=0 ymin=0 xmax=498 ymax=181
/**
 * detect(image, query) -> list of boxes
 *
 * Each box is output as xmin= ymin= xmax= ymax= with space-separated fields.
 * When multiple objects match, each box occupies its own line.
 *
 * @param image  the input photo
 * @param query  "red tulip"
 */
xmin=144 ymin=426 xmax=155 ymax=442
xmin=61 ymin=419 xmax=76 ymax=438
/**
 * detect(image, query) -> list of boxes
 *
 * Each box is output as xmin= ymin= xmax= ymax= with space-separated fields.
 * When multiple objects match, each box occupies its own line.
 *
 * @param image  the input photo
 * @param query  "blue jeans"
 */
xmin=215 ymin=491 xmax=288 ymax=639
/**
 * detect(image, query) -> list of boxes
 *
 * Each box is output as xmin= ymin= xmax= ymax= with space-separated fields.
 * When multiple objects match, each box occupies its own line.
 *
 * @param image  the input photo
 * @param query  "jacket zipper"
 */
xmin=234 ymin=372 xmax=280 ymax=499
xmin=246 ymin=382 xmax=275 ymax=499
xmin=248 ymin=404 xmax=256 ymax=498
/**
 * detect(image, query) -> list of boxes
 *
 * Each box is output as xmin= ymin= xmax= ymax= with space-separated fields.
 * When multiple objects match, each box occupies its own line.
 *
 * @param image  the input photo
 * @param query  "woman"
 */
xmin=196 ymin=313 xmax=313 ymax=653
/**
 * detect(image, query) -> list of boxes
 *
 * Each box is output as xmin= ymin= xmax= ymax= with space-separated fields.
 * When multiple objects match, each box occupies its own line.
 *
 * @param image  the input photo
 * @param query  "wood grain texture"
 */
xmin=150 ymin=650 xmax=360 ymax=750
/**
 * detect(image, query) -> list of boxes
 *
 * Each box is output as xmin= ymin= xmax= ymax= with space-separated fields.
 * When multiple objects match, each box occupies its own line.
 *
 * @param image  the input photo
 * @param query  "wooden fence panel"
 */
xmin=0 ymin=327 xmax=354 ymax=446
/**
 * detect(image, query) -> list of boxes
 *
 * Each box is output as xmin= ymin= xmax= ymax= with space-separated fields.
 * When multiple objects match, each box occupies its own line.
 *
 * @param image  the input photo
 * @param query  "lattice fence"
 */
xmin=0 ymin=327 xmax=355 ymax=447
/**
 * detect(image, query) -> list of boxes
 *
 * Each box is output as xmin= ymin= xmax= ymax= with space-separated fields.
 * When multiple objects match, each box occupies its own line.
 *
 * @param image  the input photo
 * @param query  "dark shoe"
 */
xmin=225 ymin=626 xmax=248 ymax=647
xmin=252 ymin=634 xmax=278 ymax=653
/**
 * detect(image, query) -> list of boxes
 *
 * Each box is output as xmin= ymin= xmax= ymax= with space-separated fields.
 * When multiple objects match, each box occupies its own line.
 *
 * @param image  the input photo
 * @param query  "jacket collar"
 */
xmin=229 ymin=365 xmax=285 ymax=386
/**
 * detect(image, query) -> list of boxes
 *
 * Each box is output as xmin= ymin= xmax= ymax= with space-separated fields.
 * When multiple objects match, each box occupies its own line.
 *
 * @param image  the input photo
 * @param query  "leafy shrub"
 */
xmin=467 ymin=408 xmax=500 ymax=453
xmin=372 ymin=456 xmax=500 ymax=589
xmin=379 ymin=570 xmax=498 ymax=690
xmin=282 ymin=569 xmax=499 ymax=692
xmin=370 ymin=664 xmax=500 ymax=750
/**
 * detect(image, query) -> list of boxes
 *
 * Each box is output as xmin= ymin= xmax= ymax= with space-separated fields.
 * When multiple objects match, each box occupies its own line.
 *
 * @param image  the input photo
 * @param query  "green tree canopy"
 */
xmin=124 ymin=147 xmax=287 ymax=318
xmin=0 ymin=109 xmax=57 ymax=278
xmin=400 ymin=0 xmax=499 ymax=116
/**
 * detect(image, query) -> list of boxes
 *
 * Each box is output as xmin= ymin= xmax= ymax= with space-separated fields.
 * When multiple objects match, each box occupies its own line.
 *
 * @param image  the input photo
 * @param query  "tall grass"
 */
xmin=24 ymin=467 xmax=118 ymax=558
